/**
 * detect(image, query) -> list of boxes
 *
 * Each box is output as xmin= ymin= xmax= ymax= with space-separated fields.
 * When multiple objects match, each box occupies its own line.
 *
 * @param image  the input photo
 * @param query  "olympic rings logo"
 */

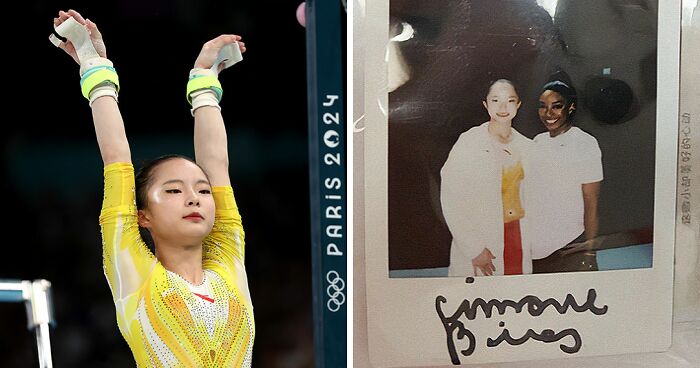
xmin=326 ymin=270 xmax=346 ymax=312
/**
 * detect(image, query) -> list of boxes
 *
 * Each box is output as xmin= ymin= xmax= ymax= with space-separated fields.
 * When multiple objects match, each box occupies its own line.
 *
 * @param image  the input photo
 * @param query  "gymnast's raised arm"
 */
xmin=189 ymin=35 xmax=246 ymax=186
xmin=52 ymin=9 xmax=130 ymax=166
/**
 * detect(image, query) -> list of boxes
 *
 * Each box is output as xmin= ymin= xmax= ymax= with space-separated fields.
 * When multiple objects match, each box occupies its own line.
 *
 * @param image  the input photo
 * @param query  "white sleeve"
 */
xmin=578 ymin=136 xmax=604 ymax=184
xmin=440 ymin=133 xmax=498 ymax=265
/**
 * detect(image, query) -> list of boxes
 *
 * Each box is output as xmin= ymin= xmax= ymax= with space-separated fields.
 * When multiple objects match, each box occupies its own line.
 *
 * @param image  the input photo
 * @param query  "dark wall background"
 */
xmin=388 ymin=0 xmax=658 ymax=270
xmin=1 ymin=1 xmax=313 ymax=367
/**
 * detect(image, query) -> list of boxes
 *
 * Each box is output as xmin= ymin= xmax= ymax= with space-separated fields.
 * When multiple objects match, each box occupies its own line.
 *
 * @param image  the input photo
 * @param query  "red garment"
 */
xmin=503 ymin=220 xmax=523 ymax=275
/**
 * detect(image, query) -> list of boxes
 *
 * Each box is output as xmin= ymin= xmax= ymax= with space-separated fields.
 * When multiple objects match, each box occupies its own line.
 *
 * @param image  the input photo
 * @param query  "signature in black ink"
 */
xmin=435 ymin=289 xmax=608 ymax=365
xmin=487 ymin=327 xmax=581 ymax=353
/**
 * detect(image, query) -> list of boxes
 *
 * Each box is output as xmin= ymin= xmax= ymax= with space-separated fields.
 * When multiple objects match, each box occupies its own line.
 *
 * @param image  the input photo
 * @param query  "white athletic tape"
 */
xmin=50 ymin=16 xmax=101 ymax=72
xmin=80 ymin=57 xmax=114 ymax=75
xmin=88 ymin=84 xmax=118 ymax=107
xmin=211 ymin=42 xmax=243 ymax=73
xmin=189 ymin=89 xmax=220 ymax=116
xmin=48 ymin=33 xmax=62 ymax=47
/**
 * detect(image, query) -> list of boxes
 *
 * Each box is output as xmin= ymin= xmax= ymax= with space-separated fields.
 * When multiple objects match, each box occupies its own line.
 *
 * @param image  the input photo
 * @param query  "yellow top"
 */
xmin=99 ymin=162 xmax=255 ymax=367
xmin=501 ymin=160 xmax=525 ymax=223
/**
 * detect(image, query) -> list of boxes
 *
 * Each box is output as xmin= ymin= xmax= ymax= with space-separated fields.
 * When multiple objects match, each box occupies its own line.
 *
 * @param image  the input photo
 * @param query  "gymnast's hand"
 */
xmin=53 ymin=9 xmax=107 ymax=64
xmin=193 ymin=35 xmax=246 ymax=72
xmin=472 ymin=248 xmax=496 ymax=276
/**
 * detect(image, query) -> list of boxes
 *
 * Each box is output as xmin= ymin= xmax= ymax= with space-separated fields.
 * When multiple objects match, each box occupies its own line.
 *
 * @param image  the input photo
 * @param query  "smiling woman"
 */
xmin=530 ymin=72 xmax=603 ymax=273
xmin=51 ymin=9 xmax=255 ymax=367
xmin=440 ymin=79 xmax=536 ymax=277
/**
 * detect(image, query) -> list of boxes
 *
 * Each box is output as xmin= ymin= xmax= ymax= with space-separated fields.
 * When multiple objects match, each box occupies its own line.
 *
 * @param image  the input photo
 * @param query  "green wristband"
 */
xmin=80 ymin=68 xmax=120 ymax=100
xmin=186 ymin=75 xmax=222 ymax=105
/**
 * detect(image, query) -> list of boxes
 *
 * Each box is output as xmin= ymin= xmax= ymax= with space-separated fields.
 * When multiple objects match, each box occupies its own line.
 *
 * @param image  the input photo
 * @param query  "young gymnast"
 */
xmin=441 ymin=79 xmax=535 ymax=277
xmin=52 ymin=9 xmax=254 ymax=367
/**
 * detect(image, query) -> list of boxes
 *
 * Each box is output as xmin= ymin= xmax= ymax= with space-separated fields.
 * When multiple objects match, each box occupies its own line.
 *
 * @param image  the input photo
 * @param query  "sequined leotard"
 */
xmin=100 ymin=162 xmax=255 ymax=367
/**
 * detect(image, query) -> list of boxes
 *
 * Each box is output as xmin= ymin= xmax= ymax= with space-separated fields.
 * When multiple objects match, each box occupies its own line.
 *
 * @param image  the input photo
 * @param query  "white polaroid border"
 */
xmin=361 ymin=1 xmax=680 ymax=366
xmin=674 ymin=4 xmax=700 ymax=323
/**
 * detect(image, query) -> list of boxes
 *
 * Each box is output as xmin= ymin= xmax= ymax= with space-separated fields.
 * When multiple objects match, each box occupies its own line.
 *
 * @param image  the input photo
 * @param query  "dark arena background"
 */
xmin=1 ymin=1 xmax=314 ymax=366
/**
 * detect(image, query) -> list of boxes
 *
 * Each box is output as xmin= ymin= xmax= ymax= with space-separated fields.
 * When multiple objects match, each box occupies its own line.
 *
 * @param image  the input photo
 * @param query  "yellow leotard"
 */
xmin=501 ymin=161 xmax=525 ymax=223
xmin=99 ymin=162 xmax=255 ymax=367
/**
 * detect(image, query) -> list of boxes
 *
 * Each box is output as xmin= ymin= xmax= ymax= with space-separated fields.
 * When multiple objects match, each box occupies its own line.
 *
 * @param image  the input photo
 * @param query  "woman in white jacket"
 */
xmin=440 ymin=79 xmax=535 ymax=277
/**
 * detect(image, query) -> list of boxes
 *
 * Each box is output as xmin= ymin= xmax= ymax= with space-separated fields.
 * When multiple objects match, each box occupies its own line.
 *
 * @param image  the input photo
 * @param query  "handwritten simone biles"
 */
xmin=435 ymin=287 xmax=608 ymax=365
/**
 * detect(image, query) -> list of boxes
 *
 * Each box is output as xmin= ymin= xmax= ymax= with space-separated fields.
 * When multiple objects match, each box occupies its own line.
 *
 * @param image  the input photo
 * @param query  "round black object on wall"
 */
xmin=584 ymin=77 xmax=634 ymax=124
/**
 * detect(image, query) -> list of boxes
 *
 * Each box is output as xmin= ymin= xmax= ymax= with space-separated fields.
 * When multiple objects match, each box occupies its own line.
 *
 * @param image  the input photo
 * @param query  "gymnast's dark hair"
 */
xmin=134 ymin=154 xmax=210 ymax=209
xmin=541 ymin=70 xmax=577 ymax=121
xmin=483 ymin=78 xmax=520 ymax=101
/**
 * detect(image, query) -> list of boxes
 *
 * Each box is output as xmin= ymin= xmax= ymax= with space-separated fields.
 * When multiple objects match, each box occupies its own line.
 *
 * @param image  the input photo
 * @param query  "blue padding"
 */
xmin=0 ymin=279 xmax=25 ymax=302
xmin=596 ymin=243 xmax=653 ymax=270
xmin=391 ymin=244 xmax=653 ymax=277
xmin=0 ymin=290 xmax=24 ymax=303
xmin=390 ymin=267 xmax=449 ymax=278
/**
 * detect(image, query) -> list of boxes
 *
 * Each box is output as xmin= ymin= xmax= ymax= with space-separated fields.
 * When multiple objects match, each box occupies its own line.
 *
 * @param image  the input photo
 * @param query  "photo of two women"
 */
xmin=387 ymin=0 xmax=657 ymax=278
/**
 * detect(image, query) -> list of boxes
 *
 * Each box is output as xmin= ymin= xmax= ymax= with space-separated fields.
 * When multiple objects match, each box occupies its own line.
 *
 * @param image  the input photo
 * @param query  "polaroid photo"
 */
xmin=359 ymin=0 xmax=680 ymax=366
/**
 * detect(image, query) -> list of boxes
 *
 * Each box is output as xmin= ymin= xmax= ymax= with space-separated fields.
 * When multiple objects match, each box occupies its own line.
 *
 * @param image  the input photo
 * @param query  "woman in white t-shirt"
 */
xmin=531 ymin=73 xmax=604 ymax=273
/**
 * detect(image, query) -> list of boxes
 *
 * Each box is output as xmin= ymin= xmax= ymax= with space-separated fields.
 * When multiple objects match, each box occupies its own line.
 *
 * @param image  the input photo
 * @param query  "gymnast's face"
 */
xmin=483 ymin=81 xmax=521 ymax=125
xmin=137 ymin=158 xmax=215 ymax=246
xmin=538 ymin=90 xmax=574 ymax=137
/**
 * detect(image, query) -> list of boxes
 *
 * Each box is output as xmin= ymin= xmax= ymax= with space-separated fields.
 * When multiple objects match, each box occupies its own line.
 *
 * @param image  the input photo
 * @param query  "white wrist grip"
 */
xmin=49 ymin=16 xmax=102 ymax=75
xmin=212 ymin=43 xmax=243 ymax=73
